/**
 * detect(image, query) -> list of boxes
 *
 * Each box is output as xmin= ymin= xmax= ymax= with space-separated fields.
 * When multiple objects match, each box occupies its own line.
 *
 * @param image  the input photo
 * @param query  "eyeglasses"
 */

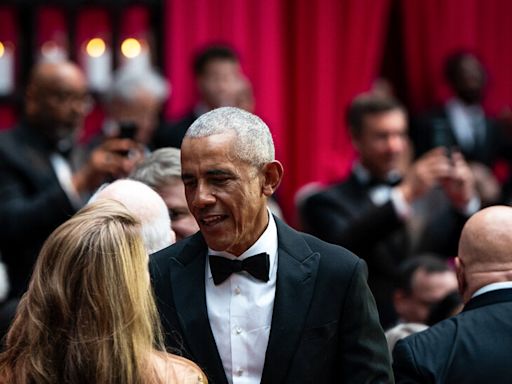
xmin=47 ymin=89 xmax=94 ymax=112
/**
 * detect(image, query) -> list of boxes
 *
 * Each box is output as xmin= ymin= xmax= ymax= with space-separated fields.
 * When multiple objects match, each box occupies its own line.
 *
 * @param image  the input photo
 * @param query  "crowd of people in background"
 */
xmin=1 ymin=43 xmax=512 ymax=382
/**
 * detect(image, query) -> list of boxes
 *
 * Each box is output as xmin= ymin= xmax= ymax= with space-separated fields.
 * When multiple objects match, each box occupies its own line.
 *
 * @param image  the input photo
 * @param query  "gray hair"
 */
xmin=130 ymin=147 xmax=181 ymax=190
xmin=104 ymin=65 xmax=170 ymax=104
xmin=185 ymin=107 xmax=275 ymax=167
xmin=89 ymin=179 xmax=174 ymax=254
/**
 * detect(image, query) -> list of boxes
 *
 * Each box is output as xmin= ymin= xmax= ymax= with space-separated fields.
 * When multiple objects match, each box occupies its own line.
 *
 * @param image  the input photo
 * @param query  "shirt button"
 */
xmin=236 ymin=368 xmax=243 ymax=376
xmin=235 ymin=326 xmax=242 ymax=335
xmin=234 ymin=287 xmax=241 ymax=295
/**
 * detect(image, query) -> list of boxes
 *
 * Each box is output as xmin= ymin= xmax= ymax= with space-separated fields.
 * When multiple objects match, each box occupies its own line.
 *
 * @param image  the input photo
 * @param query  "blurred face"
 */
xmin=158 ymin=178 xmax=199 ymax=241
xmin=398 ymin=269 xmax=458 ymax=323
xmin=354 ymin=109 xmax=408 ymax=179
xmin=28 ymin=63 xmax=90 ymax=144
xmin=181 ymin=132 xmax=269 ymax=256
xmin=197 ymin=59 xmax=241 ymax=109
xmin=452 ymin=56 xmax=485 ymax=104
xmin=112 ymin=90 xmax=162 ymax=145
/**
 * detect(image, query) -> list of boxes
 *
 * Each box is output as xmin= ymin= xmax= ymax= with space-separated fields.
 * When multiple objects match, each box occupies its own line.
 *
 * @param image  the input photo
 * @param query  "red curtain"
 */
xmin=163 ymin=0 xmax=391 ymax=224
xmin=401 ymin=0 xmax=512 ymax=116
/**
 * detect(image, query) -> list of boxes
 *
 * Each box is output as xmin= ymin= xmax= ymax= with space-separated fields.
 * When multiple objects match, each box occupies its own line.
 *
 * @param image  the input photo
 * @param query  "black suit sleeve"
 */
xmin=302 ymin=190 xmax=403 ymax=254
xmin=0 ymin=161 xmax=75 ymax=249
xmin=392 ymin=339 xmax=425 ymax=384
xmin=338 ymin=259 xmax=394 ymax=383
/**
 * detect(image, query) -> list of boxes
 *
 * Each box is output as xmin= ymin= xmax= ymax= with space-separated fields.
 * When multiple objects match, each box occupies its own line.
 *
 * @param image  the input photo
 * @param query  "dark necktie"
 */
xmin=209 ymin=252 xmax=270 ymax=285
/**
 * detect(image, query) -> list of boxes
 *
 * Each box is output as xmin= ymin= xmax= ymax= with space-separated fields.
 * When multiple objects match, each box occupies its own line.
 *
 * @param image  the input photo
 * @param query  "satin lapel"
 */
xmin=170 ymin=234 xmax=228 ymax=384
xmin=260 ymin=219 xmax=320 ymax=383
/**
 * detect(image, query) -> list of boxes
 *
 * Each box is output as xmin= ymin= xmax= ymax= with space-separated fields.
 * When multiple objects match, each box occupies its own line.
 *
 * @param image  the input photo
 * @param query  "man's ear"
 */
xmin=261 ymin=161 xmax=284 ymax=197
xmin=455 ymin=256 xmax=466 ymax=300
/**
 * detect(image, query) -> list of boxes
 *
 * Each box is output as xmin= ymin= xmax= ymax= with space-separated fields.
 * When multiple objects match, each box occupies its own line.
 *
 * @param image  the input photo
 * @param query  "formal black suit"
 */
xmin=411 ymin=104 xmax=503 ymax=167
xmin=150 ymin=217 xmax=393 ymax=384
xmin=392 ymin=288 xmax=512 ymax=383
xmin=0 ymin=123 xmax=76 ymax=299
xmin=300 ymin=173 xmax=468 ymax=328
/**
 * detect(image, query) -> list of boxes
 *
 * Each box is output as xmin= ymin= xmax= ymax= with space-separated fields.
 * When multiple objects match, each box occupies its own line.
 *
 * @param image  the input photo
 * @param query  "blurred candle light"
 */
xmin=86 ymin=37 xmax=106 ymax=58
xmin=121 ymin=38 xmax=141 ymax=58
xmin=83 ymin=37 xmax=111 ymax=92
xmin=0 ymin=41 xmax=14 ymax=95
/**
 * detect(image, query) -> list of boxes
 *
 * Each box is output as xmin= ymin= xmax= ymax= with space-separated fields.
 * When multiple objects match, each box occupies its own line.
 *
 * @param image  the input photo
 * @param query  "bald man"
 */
xmin=392 ymin=205 xmax=512 ymax=383
xmin=0 ymin=60 xmax=143 ymax=300
xmin=90 ymin=179 xmax=175 ymax=253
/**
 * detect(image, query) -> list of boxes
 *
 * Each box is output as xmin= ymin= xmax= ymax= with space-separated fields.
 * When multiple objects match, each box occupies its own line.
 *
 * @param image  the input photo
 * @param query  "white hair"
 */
xmin=104 ymin=65 xmax=170 ymax=104
xmin=186 ymin=107 xmax=275 ymax=167
xmin=129 ymin=147 xmax=181 ymax=189
xmin=89 ymin=179 xmax=174 ymax=253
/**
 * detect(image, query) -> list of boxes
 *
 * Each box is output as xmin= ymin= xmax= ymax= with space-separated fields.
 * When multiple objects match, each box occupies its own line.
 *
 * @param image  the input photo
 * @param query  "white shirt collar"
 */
xmin=353 ymin=162 xmax=401 ymax=185
xmin=472 ymin=281 xmax=512 ymax=298
xmin=207 ymin=209 xmax=278 ymax=279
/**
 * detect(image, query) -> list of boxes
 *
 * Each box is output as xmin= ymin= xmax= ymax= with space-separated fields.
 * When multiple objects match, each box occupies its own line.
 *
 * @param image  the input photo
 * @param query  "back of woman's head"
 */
xmin=0 ymin=199 xmax=162 ymax=383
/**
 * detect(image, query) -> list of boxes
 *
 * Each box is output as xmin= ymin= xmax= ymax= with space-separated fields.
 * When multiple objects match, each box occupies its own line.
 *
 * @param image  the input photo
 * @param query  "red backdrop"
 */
xmin=401 ymin=0 xmax=512 ymax=116
xmin=163 ymin=0 xmax=391 ymax=224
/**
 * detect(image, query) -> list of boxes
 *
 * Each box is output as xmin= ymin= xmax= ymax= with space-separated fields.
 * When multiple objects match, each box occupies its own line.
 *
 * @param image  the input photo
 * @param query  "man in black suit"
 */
xmin=412 ymin=51 xmax=512 ymax=205
xmin=153 ymin=44 xmax=243 ymax=149
xmin=0 ymin=60 xmax=142 ymax=301
xmin=301 ymin=95 xmax=479 ymax=328
xmin=393 ymin=205 xmax=512 ymax=383
xmin=150 ymin=107 xmax=393 ymax=383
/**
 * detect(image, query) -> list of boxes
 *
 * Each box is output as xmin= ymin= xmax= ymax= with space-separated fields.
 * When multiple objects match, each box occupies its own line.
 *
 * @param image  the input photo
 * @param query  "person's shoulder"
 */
xmin=150 ymin=235 xmax=197 ymax=263
xmin=276 ymin=218 xmax=360 ymax=267
xmin=303 ymin=178 xmax=355 ymax=209
xmin=396 ymin=316 xmax=457 ymax=357
xmin=151 ymin=351 xmax=207 ymax=383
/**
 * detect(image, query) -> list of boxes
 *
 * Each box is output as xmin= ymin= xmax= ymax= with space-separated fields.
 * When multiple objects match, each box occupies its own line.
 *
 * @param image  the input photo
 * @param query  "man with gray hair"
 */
xmin=90 ymin=179 xmax=175 ymax=254
xmin=150 ymin=107 xmax=392 ymax=383
xmin=130 ymin=148 xmax=199 ymax=241
xmin=99 ymin=65 xmax=170 ymax=147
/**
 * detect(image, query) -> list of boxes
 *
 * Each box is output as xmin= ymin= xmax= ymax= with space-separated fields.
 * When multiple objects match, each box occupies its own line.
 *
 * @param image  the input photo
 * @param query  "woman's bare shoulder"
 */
xmin=151 ymin=350 xmax=207 ymax=383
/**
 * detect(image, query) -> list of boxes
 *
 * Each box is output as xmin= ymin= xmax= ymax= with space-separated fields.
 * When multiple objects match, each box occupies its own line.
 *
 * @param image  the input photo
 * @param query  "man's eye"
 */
xmin=183 ymin=180 xmax=197 ymax=188
xmin=169 ymin=211 xmax=181 ymax=220
xmin=212 ymin=178 xmax=229 ymax=185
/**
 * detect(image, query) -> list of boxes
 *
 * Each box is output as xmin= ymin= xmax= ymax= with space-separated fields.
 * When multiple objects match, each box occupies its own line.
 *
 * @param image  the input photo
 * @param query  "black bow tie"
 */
xmin=209 ymin=252 xmax=270 ymax=285
xmin=367 ymin=176 xmax=401 ymax=188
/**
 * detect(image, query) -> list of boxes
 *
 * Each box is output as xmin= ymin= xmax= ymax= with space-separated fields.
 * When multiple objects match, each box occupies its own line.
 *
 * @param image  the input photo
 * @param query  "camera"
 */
xmin=118 ymin=121 xmax=138 ymax=140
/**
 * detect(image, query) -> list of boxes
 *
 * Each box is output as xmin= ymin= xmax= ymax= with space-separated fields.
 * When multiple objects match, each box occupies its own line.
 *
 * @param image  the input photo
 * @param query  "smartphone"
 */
xmin=118 ymin=121 xmax=138 ymax=140
xmin=431 ymin=119 xmax=454 ymax=157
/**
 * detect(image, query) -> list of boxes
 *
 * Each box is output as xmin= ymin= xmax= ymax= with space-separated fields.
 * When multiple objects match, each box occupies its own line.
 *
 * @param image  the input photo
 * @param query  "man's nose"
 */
xmin=192 ymin=181 xmax=216 ymax=208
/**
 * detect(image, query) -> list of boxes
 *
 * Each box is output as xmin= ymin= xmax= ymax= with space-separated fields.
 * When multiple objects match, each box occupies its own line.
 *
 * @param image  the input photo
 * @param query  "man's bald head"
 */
xmin=26 ymin=60 xmax=90 ymax=145
xmin=90 ymin=179 xmax=175 ymax=254
xmin=457 ymin=206 xmax=512 ymax=300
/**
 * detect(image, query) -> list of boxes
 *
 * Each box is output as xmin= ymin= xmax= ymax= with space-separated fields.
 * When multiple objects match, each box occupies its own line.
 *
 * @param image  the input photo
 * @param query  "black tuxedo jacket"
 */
xmin=393 ymin=288 xmax=512 ymax=383
xmin=152 ymin=111 xmax=198 ymax=149
xmin=300 ymin=173 xmax=467 ymax=328
xmin=411 ymin=105 xmax=502 ymax=167
xmin=150 ymin=218 xmax=393 ymax=384
xmin=0 ymin=123 xmax=76 ymax=298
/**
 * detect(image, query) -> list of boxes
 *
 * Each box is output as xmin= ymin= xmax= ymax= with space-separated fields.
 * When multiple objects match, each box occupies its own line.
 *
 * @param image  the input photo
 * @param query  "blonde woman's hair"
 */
xmin=0 ymin=199 xmax=165 ymax=383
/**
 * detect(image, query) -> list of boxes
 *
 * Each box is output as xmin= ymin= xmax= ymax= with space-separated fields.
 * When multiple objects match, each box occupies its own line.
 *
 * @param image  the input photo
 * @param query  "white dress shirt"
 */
xmin=472 ymin=281 xmax=512 ymax=299
xmin=446 ymin=98 xmax=486 ymax=152
xmin=205 ymin=211 xmax=278 ymax=384
xmin=50 ymin=153 xmax=82 ymax=208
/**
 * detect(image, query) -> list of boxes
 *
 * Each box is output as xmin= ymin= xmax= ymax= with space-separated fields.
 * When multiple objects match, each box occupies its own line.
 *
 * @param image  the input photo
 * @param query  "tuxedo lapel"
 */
xmin=261 ymin=219 xmax=320 ymax=383
xmin=463 ymin=288 xmax=512 ymax=312
xmin=170 ymin=234 xmax=228 ymax=384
